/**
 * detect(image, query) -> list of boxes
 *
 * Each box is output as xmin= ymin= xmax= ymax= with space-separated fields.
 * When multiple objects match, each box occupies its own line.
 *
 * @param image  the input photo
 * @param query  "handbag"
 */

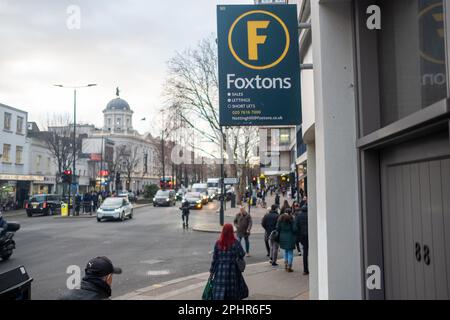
xmin=235 ymin=242 xmax=246 ymax=272
xmin=236 ymin=256 xmax=246 ymax=273
xmin=202 ymin=275 xmax=214 ymax=300
xmin=269 ymin=229 xmax=279 ymax=242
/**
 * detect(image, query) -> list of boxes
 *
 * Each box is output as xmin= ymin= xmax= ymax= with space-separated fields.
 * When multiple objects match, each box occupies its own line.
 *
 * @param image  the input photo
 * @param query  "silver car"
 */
xmin=97 ymin=197 xmax=133 ymax=222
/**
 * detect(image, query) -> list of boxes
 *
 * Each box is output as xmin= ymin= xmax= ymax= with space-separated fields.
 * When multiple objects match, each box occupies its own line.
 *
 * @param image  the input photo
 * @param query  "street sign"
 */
xmin=224 ymin=177 xmax=239 ymax=185
xmin=217 ymin=4 xmax=301 ymax=126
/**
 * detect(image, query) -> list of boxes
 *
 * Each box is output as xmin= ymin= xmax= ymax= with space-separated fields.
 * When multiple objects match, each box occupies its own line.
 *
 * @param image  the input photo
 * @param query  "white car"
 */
xmin=97 ymin=197 xmax=133 ymax=222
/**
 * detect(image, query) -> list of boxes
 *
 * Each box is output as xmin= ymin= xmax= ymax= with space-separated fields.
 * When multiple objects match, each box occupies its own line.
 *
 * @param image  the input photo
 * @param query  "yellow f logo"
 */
xmin=247 ymin=21 xmax=270 ymax=61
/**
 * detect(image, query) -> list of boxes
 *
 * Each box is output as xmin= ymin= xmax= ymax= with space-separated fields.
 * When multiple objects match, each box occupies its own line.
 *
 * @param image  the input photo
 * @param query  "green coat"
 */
xmin=276 ymin=218 xmax=297 ymax=250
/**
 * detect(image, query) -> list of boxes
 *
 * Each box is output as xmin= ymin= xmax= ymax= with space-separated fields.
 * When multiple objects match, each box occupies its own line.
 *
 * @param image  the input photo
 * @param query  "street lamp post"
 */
xmin=54 ymin=84 xmax=97 ymax=216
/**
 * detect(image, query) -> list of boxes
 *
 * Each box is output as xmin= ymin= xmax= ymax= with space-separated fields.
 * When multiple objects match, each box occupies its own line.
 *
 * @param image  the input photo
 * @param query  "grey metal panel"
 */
xmin=388 ymin=166 xmax=401 ymax=298
xmin=441 ymin=159 xmax=450 ymax=297
xmin=419 ymin=162 xmax=436 ymax=299
xmin=429 ymin=161 xmax=449 ymax=299
xmin=360 ymin=150 xmax=385 ymax=300
xmin=395 ymin=166 xmax=408 ymax=299
xmin=381 ymin=165 xmax=393 ymax=299
xmin=402 ymin=164 xmax=416 ymax=299
xmin=410 ymin=163 xmax=425 ymax=299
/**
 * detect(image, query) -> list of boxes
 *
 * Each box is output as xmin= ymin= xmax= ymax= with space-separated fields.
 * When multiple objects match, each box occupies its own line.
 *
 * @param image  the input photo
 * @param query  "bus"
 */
xmin=160 ymin=176 xmax=174 ymax=189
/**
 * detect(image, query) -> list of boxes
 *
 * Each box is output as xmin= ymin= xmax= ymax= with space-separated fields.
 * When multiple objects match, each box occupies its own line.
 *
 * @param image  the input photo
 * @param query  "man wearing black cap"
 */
xmin=59 ymin=256 xmax=122 ymax=300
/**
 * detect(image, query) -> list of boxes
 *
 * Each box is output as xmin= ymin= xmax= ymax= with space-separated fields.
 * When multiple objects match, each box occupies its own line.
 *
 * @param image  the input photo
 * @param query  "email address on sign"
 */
xmin=232 ymin=116 xmax=283 ymax=121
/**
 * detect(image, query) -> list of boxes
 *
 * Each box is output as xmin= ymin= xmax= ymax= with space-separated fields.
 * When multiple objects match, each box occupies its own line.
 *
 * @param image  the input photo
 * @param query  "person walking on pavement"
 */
xmin=293 ymin=205 xmax=302 ymax=256
xmin=233 ymin=206 xmax=252 ymax=257
xmin=74 ymin=193 xmax=82 ymax=216
xmin=277 ymin=212 xmax=297 ymax=272
xmin=261 ymin=188 xmax=267 ymax=208
xmin=83 ymin=192 xmax=91 ymax=214
xmin=92 ymin=191 xmax=98 ymax=212
xmin=275 ymin=192 xmax=280 ymax=206
xmin=280 ymin=199 xmax=291 ymax=214
xmin=59 ymin=256 xmax=122 ymax=300
xmin=179 ymin=200 xmax=190 ymax=229
xmin=262 ymin=204 xmax=280 ymax=266
xmin=300 ymin=195 xmax=308 ymax=208
xmin=209 ymin=224 xmax=249 ymax=300
xmin=295 ymin=204 xmax=309 ymax=275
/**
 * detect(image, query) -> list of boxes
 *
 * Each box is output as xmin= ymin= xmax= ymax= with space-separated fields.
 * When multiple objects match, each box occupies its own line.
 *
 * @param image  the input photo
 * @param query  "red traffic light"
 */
xmin=64 ymin=170 xmax=72 ymax=175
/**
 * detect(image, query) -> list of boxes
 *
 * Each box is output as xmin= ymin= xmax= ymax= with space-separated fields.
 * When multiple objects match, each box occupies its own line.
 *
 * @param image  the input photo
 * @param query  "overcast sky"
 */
xmin=0 ymin=0 xmax=251 ymax=137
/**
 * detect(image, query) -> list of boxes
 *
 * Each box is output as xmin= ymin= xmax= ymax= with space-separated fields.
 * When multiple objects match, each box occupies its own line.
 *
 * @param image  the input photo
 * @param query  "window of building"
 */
xmin=108 ymin=118 xmax=111 ymax=126
xmin=17 ymin=116 xmax=24 ymax=134
xmin=36 ymin=155 xmax=42 ymax=170
xmin=2 ymin=144 xmax=11 ymax=162
xmin=377 ymin=0 xmax=446 ymax=126
xmin=4 ymin=113 xmax=11 ymax=130
xmin=279 ymin=128 xmax=291 ymax=145
xmin=47 ymin=157 xmax=51 ymax=171
xmin=16 ymin=146 xmax=23 ymax=164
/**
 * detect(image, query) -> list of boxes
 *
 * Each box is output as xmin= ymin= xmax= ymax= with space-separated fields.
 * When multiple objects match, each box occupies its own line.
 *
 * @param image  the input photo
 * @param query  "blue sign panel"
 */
xmin=217 ymin=4 xmax=301 ymax=126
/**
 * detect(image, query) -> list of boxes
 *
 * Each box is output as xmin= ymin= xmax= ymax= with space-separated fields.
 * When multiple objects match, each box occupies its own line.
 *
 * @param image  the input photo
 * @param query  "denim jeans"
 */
xmin=239 ymin=236 xmax=250 ymax=253
xmin=270 ymin=239 xmax=279 ymax=263
xmin=284 ymin=249 xmax=294 ymax=266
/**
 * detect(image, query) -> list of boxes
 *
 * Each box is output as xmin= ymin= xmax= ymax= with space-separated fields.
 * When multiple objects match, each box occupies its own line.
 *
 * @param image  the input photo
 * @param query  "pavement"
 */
xmin=193 ymin=193 xmax=289 ymax=233
xmin=116 ymin=256 xmax=309 ymax=300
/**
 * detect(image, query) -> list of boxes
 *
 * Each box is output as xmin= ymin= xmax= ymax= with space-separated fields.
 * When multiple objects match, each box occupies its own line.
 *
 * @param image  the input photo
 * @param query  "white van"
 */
xmin=191 ymin=183 xmax=208 ymax=204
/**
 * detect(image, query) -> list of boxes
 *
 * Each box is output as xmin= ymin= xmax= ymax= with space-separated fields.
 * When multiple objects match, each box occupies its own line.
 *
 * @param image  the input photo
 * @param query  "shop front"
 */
xmin=0 ymin=174 xmax=42 ymax=208
xmin=31 ymin=176 xmax=56 ymax=195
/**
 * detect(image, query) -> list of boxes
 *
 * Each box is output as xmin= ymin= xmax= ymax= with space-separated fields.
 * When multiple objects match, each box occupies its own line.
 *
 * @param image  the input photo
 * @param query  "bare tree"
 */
xmin=116 ymin=145 xmax=140 ymax=191
xmin=40 ymin=113 xmax=83 ymax=178
xmin=164 ymin=36 xmax=260 ymax=202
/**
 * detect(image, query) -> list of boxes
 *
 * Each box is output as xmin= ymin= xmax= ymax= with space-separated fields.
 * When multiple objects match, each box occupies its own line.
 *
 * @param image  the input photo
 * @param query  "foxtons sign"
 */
xmin=217 ymin=4 xmax=301 ymax=126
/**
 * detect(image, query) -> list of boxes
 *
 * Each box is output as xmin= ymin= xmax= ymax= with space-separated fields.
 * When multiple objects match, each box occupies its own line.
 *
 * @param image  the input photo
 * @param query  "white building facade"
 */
xmin=0 ymin=103 xmax=32 ymax=208
xmin=285 ymin=0 xmax=450 ymax=300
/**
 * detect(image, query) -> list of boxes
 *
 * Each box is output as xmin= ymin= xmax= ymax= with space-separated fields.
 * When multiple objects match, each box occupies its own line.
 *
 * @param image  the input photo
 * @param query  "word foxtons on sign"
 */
xmin=217 ymin=5 xmax=301 ymax=126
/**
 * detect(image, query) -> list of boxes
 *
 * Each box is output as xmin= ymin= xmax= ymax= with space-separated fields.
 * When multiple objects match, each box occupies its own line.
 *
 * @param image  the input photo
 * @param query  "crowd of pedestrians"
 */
xmin=205 ymin=189 xmax=309 ymax=300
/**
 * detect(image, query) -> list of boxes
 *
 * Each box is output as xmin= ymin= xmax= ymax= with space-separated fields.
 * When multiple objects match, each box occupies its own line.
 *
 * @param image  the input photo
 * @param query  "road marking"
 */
xmin=147 ymin=270 xmax=170 ymax=276
xmin=140 ymin=259 xmax=164 ymax=265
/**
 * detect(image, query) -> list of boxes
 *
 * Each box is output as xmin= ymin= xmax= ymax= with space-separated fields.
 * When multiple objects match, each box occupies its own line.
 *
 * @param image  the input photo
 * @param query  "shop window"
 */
xmin=2 ymin=144 xmax=11 ymax=162
xmin=4 ymin=113 xmax=11 ymax=130
xmin=377 ymin=0 xmax=447 ymax=126
xmin=16 ymin=146 xmax=23 ymax=164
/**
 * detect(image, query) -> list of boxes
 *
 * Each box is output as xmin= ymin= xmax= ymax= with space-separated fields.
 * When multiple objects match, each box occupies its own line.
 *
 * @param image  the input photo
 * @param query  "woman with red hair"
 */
xmin=209 ymin=223 xmax=249 ymax=300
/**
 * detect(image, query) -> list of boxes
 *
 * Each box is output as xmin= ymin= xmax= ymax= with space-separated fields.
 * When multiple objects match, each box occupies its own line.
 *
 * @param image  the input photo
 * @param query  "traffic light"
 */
xmin=115 ymin=172 xmax=121 ymax=184
xmin=252 ymin=177 xmax=257 ymax=186
xmin=62 ymin=170 xmax=72 ymax=184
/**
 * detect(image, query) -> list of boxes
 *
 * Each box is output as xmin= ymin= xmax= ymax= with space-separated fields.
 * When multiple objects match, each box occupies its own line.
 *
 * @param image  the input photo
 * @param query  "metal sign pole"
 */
xmin=219 ymin=126 xmax=225 ymax=226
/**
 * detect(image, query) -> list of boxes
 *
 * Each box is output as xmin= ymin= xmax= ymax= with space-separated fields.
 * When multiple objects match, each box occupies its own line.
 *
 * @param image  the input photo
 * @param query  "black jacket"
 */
xmin=180 ymin=202 xmax=190 ymax=215
xmin=59 ymin=276 xmax=111 ymax=300
xmin=0 ymin=217 xmax=7 ymax=236
xmin=295 ymin=208 xmax=308 ymax=238
xmin=261 ymin=210 xmax=279 ymax=235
